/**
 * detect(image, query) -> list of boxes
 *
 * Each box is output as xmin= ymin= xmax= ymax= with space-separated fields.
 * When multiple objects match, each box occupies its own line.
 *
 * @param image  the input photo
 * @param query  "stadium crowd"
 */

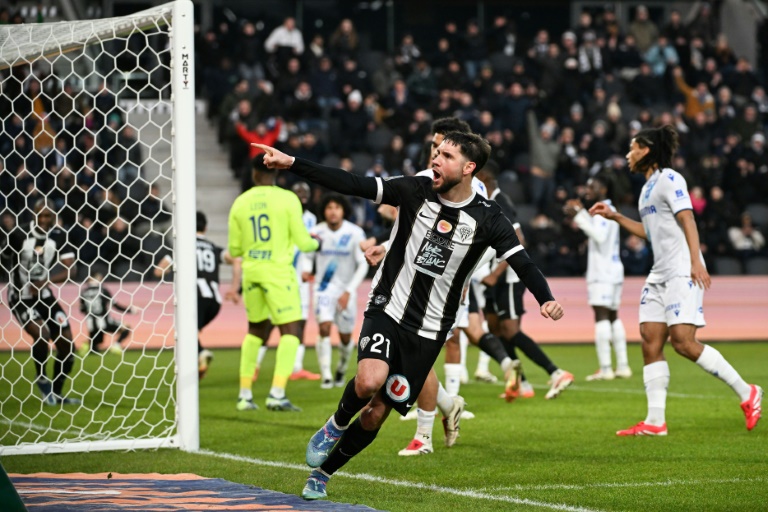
xmin=0 ymin=10 xmax=172 ymax=281
xmin=199 ymin=3 xmax=768 ymax=276
xmin=1 ymin=3 xmax=767 ymax=281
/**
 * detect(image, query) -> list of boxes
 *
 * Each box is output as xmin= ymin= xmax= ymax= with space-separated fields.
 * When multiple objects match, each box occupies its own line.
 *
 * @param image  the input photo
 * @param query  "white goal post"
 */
xmin=0 ymin=0 xmax=198 ymax=455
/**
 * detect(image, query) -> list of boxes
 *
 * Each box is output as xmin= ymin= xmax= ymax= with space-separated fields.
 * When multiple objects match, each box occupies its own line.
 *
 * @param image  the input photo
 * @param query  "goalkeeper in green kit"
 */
xmin=229 ymin=154 xmax=320 ymax=411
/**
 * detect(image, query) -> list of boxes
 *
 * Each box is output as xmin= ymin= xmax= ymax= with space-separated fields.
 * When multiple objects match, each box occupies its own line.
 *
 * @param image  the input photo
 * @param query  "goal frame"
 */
xmin=0 ymin=0 xmax=198 ymax=456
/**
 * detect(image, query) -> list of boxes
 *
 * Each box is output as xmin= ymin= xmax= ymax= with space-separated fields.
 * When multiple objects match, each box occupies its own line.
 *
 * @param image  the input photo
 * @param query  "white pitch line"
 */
xmin=197 ymin=449 xmax=606 ymax=512
xmin=486 ymin=476 xmax=768 ymax=492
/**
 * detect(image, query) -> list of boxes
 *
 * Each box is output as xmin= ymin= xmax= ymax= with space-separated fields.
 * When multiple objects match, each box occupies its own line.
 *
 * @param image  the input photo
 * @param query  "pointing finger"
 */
xmin=250 ymin=143 xmax=273 ymax=155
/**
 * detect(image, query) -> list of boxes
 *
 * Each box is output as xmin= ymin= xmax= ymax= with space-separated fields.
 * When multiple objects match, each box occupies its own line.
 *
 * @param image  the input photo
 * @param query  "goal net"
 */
xmin=0 ymin=0 xmax=198 ymax=455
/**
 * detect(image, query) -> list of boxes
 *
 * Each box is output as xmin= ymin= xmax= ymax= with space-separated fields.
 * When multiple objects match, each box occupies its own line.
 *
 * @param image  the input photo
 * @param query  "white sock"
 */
xmin=595 ymin=320 xmax=613 ymax=372
xmin=476 ymin=350 xmax=491 ymax=375
xmin=238 ymin=388 xmax=253 ymax=401
xmin=416 ymin=408 xmax=436 ymax=439
xmin=643 ymin=361 xmax=670 ymax=426
xmin=436 ymin=382 xmax=454 ymax=416
xmin=695 ymin=345 xmax=752 ymax=401
xmin=269 ymin=386 xmax=285 ymax=399
xmin=500 ymin=357 xmax=513 ymax=374
xmin=612 ymin=319 xmax=629 ymax=370
xmin=257 ymin=345 xmax=268 ymax=367
xmin=336 ymin=340 xmax=355 ymax=376
xmin=316 ymin=336 xmax=332 ymax=381
xmin=293 ymin=344 xmax=305 ymax=373
xmin=444 ymin=363 xmax=462 ymax=396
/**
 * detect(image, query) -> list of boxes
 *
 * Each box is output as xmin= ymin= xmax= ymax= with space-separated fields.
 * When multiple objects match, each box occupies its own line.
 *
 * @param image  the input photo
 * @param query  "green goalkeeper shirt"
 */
xmin=228 ymin=185 xmax=319 ymax=279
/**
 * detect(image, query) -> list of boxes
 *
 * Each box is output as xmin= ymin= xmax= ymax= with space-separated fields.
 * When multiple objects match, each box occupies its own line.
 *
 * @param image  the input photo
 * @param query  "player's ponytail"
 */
xmin=633 ymin=125 xmax=679 ymax=173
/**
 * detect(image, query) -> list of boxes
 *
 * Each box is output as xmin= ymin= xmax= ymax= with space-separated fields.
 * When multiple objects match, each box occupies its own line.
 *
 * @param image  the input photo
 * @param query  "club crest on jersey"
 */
xmin=34 ymin=245 xmax=44 ymax=255
xmin=373 ymin=294 xmax=388 ymax=306
xmin=385 ymin=374 xmax=411 ymax=403
xmin=437 ymin=220 xmax=453 ymax=234
xmin=359 ymin=336 xmax=370 ymax=351
xmin=457 ymin=226 xmax=472 ymax=241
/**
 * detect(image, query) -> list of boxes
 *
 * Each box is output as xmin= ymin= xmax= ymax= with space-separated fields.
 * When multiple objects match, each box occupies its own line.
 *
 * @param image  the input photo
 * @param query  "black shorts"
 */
xmin=9 ymin=289 xmax=70 ymax=334
xmin=86 ymin=315 xmax=122 ymax=334
xmin=357 ymin=309 xmax=445 ymax=416
xmin=493 ymin=281 xmax=526 ymax=320
xmin=198 ymin=298 xmax=221 ymax=330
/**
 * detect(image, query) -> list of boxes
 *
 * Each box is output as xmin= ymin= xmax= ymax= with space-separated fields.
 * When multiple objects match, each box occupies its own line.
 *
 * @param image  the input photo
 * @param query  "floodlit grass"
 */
xmin=3 ymin=342 xmax=767 ymax=511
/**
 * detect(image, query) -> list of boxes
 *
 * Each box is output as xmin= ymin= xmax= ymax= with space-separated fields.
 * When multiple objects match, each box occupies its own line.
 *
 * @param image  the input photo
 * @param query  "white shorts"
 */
xmin=638 ymin=277 xmax=705 ymax=327
xmin=587 ymin=282 xmax=623 ymax=310
xmin=299 ymin=280 xmax=311 ymax=320
xmin=455 ymin=290 xmax=470 ymax=329
xmin=314 ymin=284 xmax=356 ymax=334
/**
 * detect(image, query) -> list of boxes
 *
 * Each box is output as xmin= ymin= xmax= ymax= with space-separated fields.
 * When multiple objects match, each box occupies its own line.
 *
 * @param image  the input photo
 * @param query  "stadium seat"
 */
xmin=619 ymin=204 xmax=641 ymax=222
xmin=714 ymin=256 xmax=743 ymax=275
xmin=745 ymin=257 xmax=768 ymax=275
xmin=516 ymin=204 xmax=538 ymax=227
xmin=745 ymin=203 xmax=768 ymax=227
xmin=321 ymin=153 xmax=341 ymax=169
xmin=366 ymin=127 xmax=393 ymax=154
xmin=358 ymin=50 xmax=385 ymax=75
xmin=498 ymin=171 xmax=527 ymax=204
xmin=350 ymin=152 xmax=374 ymax=174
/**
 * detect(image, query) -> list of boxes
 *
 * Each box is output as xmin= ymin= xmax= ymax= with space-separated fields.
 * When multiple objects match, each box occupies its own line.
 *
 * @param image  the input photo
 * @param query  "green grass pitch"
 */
xmin=2 ymin=342 xmax=767 ymax=511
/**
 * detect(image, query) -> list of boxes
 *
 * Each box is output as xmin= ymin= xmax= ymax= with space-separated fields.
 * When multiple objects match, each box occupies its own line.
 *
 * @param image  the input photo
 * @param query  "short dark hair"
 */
xmin=252 ymin=153 xmax=275 ymax=174
xmin=441 ymin=131 xmax=491 ymax=175
xmin=431 ymin=117 xmax=472 ymax=136
xmin=478 ymin=159 xmax=500 ymax=178
xmin=633 ymin=125 xmax=679 ymax=173
xmin=320 ymin=193 xmax=352 ymax=221
xmin=196 ymin=211 xmax=207 ymax=232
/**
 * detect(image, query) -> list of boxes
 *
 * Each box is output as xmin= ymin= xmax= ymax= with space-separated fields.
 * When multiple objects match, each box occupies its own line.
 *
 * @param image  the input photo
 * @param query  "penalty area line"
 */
xmin=197 ymin=448 xmax=606 ymax=512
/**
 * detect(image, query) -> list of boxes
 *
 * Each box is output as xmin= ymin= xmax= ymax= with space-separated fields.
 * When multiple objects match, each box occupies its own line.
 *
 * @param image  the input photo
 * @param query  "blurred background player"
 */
xmin=78 ymin=271 xmax=136 ymax=356
xmin=254 ymin=181 xmax=320 ymax=382
xmin=591 ymin=125 xmax=762 ymax=436
xmin=476 ymin=161 xmax=574 ymax=401
xmin=1 ymin=199 xmax=78 ymax=405
xmin=564 ymin=176 xmax=631 ymax=381
xmin=229 ymin=155 xmax=319 ymax=411
xmin=305 ymin=193 xmax=368 ymax=389
xmin=155 ymin=210 xmax=240 ymax=379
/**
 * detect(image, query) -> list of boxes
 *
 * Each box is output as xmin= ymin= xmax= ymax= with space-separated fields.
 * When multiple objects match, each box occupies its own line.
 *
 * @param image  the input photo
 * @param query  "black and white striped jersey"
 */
xmin=288 ymin=156 xmax=555 ymax=342
xmin=1 ymin=223 xmax=75 ymax=301
xmin=159 ymin=235 xmax=225 ymax=303
xmin=195 ymin=235 xmax=225 ymax=303
xmin=368 ymin=176 xmax=535 ymax=340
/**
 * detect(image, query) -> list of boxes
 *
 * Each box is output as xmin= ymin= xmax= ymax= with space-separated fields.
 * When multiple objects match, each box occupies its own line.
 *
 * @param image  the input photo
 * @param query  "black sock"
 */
xmin=500 ymin=336 xmax=519 ymax=360
xmin=52 ymin=348 xmax=74 ymax=396
xmin=117 ymin=329 xmax=130 ymax=344
xmin=333 ymin=378 xmax=371 ymax=427
xmin=513 ymin=331 xmax=557 ymax=375
xmin=91 ymin=330 xmax=105 ymax=350
xmin=32 ymin=338 xmax=48 ymax=380
xmin=477 ymin=333 xmax=509 ymax=365
xmin=321 ymin=417 xmax=379 ymax=475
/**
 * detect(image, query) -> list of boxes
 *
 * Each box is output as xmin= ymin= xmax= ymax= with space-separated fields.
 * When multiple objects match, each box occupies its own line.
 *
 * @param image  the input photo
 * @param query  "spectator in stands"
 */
xmin=238 ymin=22 xmax=265 ymax=89
xmin=461 ymin=19 xmax=488 ymax=80
xmin=620 ymin=234 xmax=652 ymax=275
xmin=406 ymin=58 xmax=437 ymax=108
xmin=276 ymin=57 xmax=306 ymax=104
xmin=527 ymin=110 xmax=561 ymax=214
xmin=395 ymin=33 xmax=421 ymax=76
xmin=628 ymin=5 xmax=659 ymax=54
xmin=336 ymin=58 xmax=371 ymax=98
xmin=285 ymin=81 xmax=323 ymax=133
xmin=235 ymin=117 xmax=283 ymax=162
xmin=264 ymin=16 xmax=304 ymax=74
xmin=309 ymin=56 xmax=341 ymax=111
xmin=730 ymin=105 xmax=762 ymax=143
xmin=644 ymin=35 xmax=679 ymax=78
xmin=334 ymin=90 xmax=372 ymax=154
xmin=673 ymin=66 xmax=715 ymax=120
xmin=328 ymin=18 xmax=359 ymax=66
xmin=729 ymin=212 xmax=766 ymax=268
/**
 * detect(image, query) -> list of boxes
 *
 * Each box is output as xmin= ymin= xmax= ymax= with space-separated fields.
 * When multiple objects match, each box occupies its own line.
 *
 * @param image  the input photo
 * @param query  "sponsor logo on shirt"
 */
xmin=639 ymin=205 xmax=657 ymax=217
xmin=359 ymin=336 xmax=370 ymax=351
xmin=437 ymin=220 xmax=453 ymax=234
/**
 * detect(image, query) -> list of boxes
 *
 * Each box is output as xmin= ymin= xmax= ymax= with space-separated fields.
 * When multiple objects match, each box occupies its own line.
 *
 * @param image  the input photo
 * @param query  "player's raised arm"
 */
xmin=252 ymin=143 xmax=380 ymax=200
